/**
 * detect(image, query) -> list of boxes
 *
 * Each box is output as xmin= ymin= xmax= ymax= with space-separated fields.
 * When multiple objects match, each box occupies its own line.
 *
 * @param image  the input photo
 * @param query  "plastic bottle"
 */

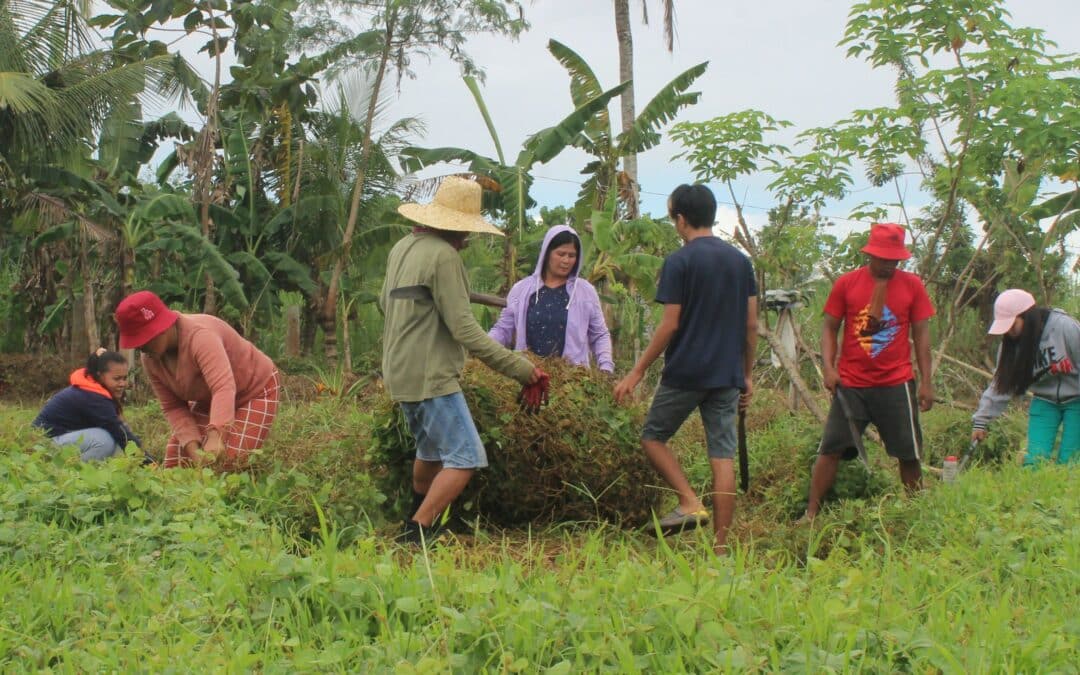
xmin=942 ymin=455 xmax=958 ymax=483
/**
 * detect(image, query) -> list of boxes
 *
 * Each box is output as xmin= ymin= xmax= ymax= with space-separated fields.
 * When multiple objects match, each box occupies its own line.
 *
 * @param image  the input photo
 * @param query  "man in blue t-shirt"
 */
xmin=614 ymin=184 xmax=758 ymax=554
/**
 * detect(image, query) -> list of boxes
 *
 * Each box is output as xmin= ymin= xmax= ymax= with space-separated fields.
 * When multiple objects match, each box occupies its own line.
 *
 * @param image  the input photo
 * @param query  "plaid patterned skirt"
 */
xmin=162 ymin=371 xmax=280 ymax=471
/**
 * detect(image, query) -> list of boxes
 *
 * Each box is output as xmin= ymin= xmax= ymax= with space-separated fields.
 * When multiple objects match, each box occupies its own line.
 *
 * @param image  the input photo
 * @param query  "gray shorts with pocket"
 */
xmin=642 ymin=384 xmax=740 ymax=459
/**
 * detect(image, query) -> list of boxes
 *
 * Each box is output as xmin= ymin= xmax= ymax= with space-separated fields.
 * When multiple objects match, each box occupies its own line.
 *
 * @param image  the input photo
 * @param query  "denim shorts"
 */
xmin=400 ymin=391 xmax=488 ymax=469
xmin=642 ymin=384 xmax=740 ymax=459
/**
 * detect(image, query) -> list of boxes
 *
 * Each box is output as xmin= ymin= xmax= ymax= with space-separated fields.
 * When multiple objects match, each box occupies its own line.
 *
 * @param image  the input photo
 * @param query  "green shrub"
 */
xmin=237 ymin=399 xmax=386 ymax=544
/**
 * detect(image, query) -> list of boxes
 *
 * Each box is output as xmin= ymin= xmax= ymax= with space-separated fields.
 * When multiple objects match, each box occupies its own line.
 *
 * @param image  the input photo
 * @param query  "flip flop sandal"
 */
xmin=651 ymin=506 xmax=710 ymax=536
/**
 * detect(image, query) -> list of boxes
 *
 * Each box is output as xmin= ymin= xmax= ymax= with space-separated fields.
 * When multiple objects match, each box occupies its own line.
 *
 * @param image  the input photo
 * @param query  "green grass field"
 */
xmin=1 ymin=398 xmax=1075 ymax=672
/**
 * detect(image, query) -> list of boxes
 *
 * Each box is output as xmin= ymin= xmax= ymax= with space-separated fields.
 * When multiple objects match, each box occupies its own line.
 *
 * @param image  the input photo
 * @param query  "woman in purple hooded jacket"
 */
xmin=489 ymin=224 xmax=614 ymax=372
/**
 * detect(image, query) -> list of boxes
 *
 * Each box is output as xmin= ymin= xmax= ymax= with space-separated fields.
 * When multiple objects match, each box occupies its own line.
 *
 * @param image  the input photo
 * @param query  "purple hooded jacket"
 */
xmin=488 ymin=224 xmax=614 ymax=372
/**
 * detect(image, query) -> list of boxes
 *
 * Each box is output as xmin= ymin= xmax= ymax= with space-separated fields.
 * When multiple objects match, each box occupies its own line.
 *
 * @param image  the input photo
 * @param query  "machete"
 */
xmin=958 ymin=439 xmax=979 ymax=472
xmin=737 ymin=407 xmax=749 ymax=492
xmin=833 ymin=386 xmax=870 ymax=469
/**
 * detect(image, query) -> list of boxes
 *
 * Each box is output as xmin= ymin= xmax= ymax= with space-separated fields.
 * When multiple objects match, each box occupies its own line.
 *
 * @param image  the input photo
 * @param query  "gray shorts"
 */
xmin=819 ymin=381 xmax=923 ymax=462
xmin=400 ymin=392 xmax=488 ymax=469
xmin=642 ymin=384 xmax=740 ymax=459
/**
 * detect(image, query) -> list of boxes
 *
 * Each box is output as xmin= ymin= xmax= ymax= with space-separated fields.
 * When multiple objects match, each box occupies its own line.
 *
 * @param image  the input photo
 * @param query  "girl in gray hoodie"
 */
xmin=972 ymin=289 xmax=1079 ymax=465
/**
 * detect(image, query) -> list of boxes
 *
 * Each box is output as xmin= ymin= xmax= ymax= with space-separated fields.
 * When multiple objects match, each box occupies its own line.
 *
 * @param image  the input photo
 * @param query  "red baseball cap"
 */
xmin=861 ymin=223 xmax=912 ymax=261
xmin=115 ymin=291 xmax=179 ymax=349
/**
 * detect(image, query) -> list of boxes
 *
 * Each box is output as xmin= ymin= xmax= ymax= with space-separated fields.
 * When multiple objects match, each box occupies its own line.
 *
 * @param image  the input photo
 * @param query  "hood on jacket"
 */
xmin=532 ymin=224 xmax=582 ymax=279
xmin=70 ymin=368 xmax=112 ymax=399
xmin=530 ymin=224 xmax=582 ymax=307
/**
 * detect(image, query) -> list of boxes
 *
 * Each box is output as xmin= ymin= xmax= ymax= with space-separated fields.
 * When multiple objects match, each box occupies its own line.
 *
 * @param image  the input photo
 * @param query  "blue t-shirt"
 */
xmin=526 ymin=284 xmax=569 ymax=358
xmin=655 ymin=236 xmax=757 ymax=390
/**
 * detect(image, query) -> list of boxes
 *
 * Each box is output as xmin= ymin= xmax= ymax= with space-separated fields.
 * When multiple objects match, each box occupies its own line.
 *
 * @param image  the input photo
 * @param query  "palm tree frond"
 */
xmin=21 ymin=191 xmax=113 ymax=240
xmin=0 ymin=70 xmax=58 ymax=114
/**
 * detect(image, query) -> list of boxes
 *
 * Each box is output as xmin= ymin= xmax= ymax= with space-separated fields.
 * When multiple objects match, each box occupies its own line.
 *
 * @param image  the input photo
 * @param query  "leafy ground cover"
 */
xmin=0 ymin=397 xmax=1074 ymax=672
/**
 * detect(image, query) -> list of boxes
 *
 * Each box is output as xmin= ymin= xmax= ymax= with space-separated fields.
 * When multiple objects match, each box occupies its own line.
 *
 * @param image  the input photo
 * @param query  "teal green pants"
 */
xmin=1024 ymin=397 xmax=1080 ymax=465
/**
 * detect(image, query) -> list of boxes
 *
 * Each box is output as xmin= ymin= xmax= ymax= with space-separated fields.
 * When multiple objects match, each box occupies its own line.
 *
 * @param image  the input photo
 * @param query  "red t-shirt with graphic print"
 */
xmin=824 ymin=267 xmax=935 ymax=388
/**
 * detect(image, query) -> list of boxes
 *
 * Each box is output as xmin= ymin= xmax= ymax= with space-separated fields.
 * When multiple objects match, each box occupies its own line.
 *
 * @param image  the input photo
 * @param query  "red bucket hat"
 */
xmin=861 ymin=223 xmax=912 ymax=261
xmin=115 ymin=291 xmax=179 ymax=349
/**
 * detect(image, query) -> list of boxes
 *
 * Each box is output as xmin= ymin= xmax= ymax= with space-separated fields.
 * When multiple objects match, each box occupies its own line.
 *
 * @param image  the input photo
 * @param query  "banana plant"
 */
xmin=401 ymin=75 xmax=629 ymax=289
xmin=577 ymin=176 xmax=675 ymax=363
xmin=126 ymin=192 xmax=250 ymax=311
xmin=547 ymin=39 xmax=706 ymax=225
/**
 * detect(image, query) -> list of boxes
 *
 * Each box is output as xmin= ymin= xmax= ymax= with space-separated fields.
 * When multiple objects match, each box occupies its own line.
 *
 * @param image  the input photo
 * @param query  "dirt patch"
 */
xmin=0 ymin=353 xmax=72 ymax=403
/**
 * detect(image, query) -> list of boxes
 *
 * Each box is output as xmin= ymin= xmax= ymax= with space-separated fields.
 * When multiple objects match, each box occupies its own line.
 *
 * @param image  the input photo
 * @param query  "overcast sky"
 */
xmin=153 ymin=0 xmax=1080 ymax=254
xmin=382 ymin=0 xmax=1080 ymax=253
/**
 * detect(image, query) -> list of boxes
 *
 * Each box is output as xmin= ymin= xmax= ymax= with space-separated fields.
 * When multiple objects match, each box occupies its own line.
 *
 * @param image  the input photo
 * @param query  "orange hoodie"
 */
xmin=70 ymin=368 xmax=112 ymax=399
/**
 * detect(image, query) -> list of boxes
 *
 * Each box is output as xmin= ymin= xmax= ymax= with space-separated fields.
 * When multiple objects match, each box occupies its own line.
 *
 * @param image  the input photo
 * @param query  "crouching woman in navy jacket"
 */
xmin=34 ymin=349 xmax=143 ymax=462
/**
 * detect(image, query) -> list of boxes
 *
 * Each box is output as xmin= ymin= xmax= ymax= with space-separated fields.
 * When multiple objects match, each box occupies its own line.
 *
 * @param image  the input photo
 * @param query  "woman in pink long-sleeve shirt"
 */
xmin=115 ymin=290 xmax=279 ymax=470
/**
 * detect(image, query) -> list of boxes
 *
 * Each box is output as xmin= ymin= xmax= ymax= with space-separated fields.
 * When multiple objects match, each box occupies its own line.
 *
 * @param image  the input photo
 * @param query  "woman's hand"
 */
xmin=971 ymin=428 xmax=987 ymax=443
xmin=199 ymin=431 xmax=225 ymax=466
xmin=181 ymin=440 xmax=202 ymax=464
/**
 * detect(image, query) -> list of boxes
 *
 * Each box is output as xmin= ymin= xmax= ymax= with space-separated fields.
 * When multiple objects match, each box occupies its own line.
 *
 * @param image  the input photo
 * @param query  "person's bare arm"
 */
xmin=741 ymin=296 xmax=759 ymax=410
xmin=613 ymin=303 xmax=681 ymax=403
xmin=911 ymin=319 xmax=934 ymax=411
xmin=821 ymin=313 xmax=842 ymax=391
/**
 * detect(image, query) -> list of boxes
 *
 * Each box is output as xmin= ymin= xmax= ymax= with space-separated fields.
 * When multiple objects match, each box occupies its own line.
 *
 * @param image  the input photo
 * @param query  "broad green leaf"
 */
xmin=1027 ymin=188 xmax=1080 ymax=221
xmin=618 ymin=61 xmax=708 ymax=155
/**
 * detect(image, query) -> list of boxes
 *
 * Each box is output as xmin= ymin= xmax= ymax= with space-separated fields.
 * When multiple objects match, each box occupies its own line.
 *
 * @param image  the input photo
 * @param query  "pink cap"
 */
xmin=988 ymin=289 xmax=1036 ymax=335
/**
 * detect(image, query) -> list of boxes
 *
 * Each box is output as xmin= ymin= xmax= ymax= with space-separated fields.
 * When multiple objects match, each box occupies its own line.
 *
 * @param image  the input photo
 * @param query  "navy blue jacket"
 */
xmin=34 ymin=386 xmax=142 ymax=450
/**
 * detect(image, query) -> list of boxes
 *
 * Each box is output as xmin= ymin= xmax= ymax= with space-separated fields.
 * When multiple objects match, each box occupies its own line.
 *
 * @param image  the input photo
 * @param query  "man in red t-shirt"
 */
xmin=804 ymin=223 xmax=935 ymax=520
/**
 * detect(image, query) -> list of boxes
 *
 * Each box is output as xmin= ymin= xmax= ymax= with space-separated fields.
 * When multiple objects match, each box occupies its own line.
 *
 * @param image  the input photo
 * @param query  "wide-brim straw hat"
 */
xmin=398 ymin=176 xmax=503 ymax=236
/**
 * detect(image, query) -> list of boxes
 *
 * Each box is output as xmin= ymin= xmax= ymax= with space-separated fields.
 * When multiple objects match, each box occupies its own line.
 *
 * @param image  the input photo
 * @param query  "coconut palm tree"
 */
xmin=0 ymin=0 xmax=194 ymax=351
xmin=613 ymin=0 xmax=676 ymax=216
xmin=270 ymin=77 xmax=423 ymax=360
xmin=0 ymin=0 xmax=188 ymax=172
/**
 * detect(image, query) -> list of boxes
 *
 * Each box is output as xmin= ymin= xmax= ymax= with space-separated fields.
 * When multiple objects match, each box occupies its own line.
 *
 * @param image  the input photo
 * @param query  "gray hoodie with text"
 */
xmin=972 ymin=309 xmax=1080 ymax=429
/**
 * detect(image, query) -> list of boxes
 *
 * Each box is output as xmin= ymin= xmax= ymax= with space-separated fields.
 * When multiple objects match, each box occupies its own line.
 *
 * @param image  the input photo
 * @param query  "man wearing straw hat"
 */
xmin=381 ymin=176 xmax=548 ymax=545
xmin=803 ymin=223 xmax=935 ymax=521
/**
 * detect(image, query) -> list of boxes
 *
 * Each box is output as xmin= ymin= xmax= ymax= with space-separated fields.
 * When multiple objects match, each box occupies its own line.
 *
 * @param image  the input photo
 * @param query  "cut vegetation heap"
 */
xmin=370 ymin=358 xmax=663 ymax=526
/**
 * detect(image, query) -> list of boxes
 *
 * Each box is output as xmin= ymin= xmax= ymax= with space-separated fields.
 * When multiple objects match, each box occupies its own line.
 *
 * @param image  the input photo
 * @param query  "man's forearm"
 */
xmin=914 ymin=338 xmax=933 ymax=384
xmin=910 ymin=321 xmax=932 ymax=383
xmin=821 ymin=335 xmax=838 ymax=371
xmin=743 ymin=330 xmax=758 ymax=382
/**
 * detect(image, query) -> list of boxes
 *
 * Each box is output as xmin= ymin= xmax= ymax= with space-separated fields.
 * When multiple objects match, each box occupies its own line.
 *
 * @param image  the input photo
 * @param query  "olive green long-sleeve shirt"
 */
xmin=380 ymin=232 xmax=534 ymax=402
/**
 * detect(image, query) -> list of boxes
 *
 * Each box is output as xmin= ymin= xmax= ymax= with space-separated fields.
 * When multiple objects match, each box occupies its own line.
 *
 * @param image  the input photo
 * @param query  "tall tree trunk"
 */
xmin=614 ymin=0 xmax=639 ymax=218
xmin=195 ymin=9 xmax=224 ymax=315
xmin=70 ymin=294 xmax=86 ymax=363
xmin=80 ymin=250 xmax=99 ymax=354
xmin=318 ymin=11 xmax=398 ymax=363
xmin=303 ymin=297 xmax=319 ymax=356
xmin=342 ymin=296 xmax=353 ymax=375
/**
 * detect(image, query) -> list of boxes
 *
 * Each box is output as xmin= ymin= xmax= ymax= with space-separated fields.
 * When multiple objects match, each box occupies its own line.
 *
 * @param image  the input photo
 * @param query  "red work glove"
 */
xmin=517 ymin=370 xmax=550 ymax=414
